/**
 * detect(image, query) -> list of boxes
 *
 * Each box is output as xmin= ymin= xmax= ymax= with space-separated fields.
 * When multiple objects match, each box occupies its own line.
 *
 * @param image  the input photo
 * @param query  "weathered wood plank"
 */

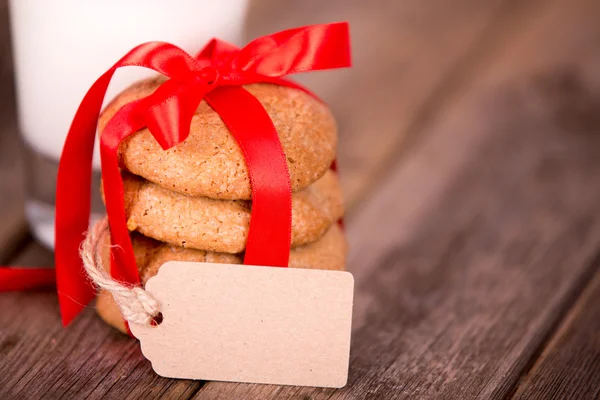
xmin=195 ymin=0 xmax=600 ymax=398
xmin=0 ymin=0 xmax=28 ymax=262
xmin=0 ymin=242 xmax=205 ymax=400
xmin=512 ymin=261 xmax=600 ymax=400
xmin=245 ymin=0 xmax=514 ymax=211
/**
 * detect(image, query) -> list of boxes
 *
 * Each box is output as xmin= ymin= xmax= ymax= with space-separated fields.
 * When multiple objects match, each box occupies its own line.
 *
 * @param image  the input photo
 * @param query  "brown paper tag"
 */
xmin=129 ymin=261 xmax=354 ymax=388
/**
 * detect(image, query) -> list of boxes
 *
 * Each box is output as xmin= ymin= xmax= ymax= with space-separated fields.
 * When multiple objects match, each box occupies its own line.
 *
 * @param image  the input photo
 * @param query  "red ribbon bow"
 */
xmin=53 ymin=23 xmax=351 ymax=326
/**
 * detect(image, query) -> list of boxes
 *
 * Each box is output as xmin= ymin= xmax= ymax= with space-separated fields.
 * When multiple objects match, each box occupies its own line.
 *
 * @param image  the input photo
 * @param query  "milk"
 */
xmin=10 ymin=0 xmax=248 ymax=163
xmin=9 ymin=0 xmax=248 ymax=247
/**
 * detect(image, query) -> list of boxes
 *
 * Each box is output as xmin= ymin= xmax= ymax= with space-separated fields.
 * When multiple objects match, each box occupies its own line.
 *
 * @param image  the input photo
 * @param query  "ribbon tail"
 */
xmin=143 ymin=80 xmax=205 ymax=148
xmin=205 ymin=87 xmax=292 ymax=267
xmin=0 ymin=268 xmax=56 ymax=291
xmin=99 ymin=100 xmax=148 ymax=286
xmin=55 ymin=70 xmax=116 ymax=326
xmin=54 ymin=42 xmax=203 ymax=326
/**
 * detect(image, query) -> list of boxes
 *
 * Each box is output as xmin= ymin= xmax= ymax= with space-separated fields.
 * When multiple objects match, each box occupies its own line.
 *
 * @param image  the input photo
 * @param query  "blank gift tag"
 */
xmin=129 ymin=261 xmax=354 ymax=388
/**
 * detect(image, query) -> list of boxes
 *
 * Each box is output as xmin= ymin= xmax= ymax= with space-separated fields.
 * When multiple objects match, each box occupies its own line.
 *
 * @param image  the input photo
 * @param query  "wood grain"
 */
xmin=245 ymin=0 xmax=515 ymax=212
xmin=512 ymin=260 xmax=600 ymax=400
xmin=0 ymin=243 xmax=205 ymax=400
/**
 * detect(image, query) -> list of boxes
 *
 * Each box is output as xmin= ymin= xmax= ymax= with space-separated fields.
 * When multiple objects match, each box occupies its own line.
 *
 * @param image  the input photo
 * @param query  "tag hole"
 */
xmin=150 ymin=312 xmax=163 ymax=326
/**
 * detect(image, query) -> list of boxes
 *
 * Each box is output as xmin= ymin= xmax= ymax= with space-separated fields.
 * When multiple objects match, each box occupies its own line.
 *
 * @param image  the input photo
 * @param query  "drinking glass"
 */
xmin=9 ymin=0 xmax=248 ymax=248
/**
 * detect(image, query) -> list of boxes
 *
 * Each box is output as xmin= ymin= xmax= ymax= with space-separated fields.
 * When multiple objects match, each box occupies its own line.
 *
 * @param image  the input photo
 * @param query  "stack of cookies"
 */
xmin=94 ymin=78 xmax=348 ymax=333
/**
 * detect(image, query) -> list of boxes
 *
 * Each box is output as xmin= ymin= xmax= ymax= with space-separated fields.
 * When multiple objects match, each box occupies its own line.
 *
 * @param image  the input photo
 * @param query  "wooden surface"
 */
xmin=513 ymin=258 xmax=600 ymax=400
xmin=2 ymin=0 xmax=600 ymax=399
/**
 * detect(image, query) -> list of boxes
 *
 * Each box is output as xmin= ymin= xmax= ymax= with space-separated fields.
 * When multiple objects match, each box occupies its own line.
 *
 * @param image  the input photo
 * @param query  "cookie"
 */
xmin=95 ymin=224 xmax=348 ymax=333
xmin=98 ymin=78 xmax=338 ymax=200
xmin=116 ymin=169 xmax=344 ymax=253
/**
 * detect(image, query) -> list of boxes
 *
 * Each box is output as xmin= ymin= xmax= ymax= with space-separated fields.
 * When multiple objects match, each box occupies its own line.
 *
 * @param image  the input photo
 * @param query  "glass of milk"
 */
xmin=9 ymin=0 xmax=248 ymax=249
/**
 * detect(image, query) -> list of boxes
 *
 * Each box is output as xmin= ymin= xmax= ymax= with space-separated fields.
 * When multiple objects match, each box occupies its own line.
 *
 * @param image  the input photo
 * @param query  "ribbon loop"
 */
xmin=232 ymin=22 xmax=351 ymax=77
xmin=118 ymin=42 xmax=204 ymax=80
xmin=195 ymin=38 xmax=241 ymax=65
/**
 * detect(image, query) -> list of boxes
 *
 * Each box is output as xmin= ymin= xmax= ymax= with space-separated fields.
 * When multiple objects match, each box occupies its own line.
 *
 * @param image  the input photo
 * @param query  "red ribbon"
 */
xmin=0 ymin=268 xmax=55 ymax=292
xmin=49 ymin=23 xmax=351 ymax=326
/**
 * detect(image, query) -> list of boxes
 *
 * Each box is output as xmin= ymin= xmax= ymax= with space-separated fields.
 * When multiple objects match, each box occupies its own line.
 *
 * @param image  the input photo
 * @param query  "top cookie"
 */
xmin=99 ymin=78 xmax=338 ymax=200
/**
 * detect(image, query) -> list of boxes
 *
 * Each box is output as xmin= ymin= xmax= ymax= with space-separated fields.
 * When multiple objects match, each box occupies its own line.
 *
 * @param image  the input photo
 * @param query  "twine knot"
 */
xmin=80 ymin=218 xmax=160 ymax=325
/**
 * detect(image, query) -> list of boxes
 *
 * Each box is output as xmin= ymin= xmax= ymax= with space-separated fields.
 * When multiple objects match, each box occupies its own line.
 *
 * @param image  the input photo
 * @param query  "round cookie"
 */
xmin=118 ymin=169 xmax=344 ymax=253
xmin=95 ymin=224 xmax=348 ymax=333
xmin=99 ymin=78 xmax=338 ymax=200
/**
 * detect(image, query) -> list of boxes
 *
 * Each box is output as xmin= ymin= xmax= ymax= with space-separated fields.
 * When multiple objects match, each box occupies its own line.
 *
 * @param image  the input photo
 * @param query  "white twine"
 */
xmin=80 ymin=217 xmax=160 ymax=325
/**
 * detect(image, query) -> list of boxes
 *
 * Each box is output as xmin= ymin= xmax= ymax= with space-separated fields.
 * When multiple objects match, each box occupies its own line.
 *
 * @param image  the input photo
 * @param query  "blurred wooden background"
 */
xmin=2 ymin=0 xmax=600 ymax=398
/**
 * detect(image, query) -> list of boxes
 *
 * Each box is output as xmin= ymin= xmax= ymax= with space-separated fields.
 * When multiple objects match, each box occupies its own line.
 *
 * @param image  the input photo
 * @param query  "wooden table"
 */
xmin=2 ymin=0 xmax=600 ymax=398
